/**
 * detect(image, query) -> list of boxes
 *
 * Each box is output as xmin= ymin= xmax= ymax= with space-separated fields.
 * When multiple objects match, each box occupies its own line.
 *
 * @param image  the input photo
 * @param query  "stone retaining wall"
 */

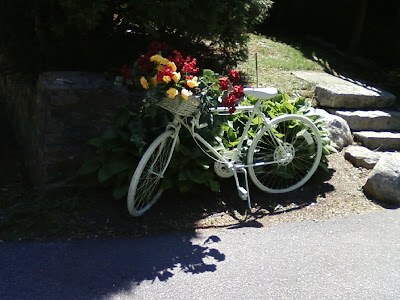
xmin=0 ymin=71 xmax=143 ymax=191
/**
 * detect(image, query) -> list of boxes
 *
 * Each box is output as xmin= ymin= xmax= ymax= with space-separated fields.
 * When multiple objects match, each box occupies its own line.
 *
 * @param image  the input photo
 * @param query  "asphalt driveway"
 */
xmin=1 ymin=208 xmax=399 ymax=300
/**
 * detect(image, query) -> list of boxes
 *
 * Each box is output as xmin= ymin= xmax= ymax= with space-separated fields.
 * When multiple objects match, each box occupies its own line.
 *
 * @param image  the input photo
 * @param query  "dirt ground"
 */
xmin=103 ymin=148 xmax=385 ymax=238
xmin=0 ymin=102 xmax=387 ymax=241
xmin=194 ymin=149 xmax=384 ymax=231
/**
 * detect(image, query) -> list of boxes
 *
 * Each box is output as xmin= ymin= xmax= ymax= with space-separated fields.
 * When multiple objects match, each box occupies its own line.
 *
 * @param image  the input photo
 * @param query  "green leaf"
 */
xmin=103 ymin=129 xmax=118 ymax=140
xmin=112 ymin=183 xmax=129 ymax=199
xmin=98 ymin=164 xmax=112 ymax=182
xmin=252 ymin=116 xmax=263 ymax=125
xmin=227 ymin=128 xmax=237 ymax=141
xmin=108 ymin=157 xmax=130 ymax=175
xmin=115 ymin=109 xmax=131 ymax=128
xmin=78 ymin=156 xmax=103 ymax=175
xmin=88 ymin=137 xmax=105 ymax=148
xmin=208 ymin=179 xmax=220 ymax=192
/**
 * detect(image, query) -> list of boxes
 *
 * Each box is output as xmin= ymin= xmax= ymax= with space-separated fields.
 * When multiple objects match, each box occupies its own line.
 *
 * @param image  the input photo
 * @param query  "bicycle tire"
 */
xmin=248 ymin=114 xmax=322 ymax=193
xmin=127 ymin=130 xmax=176 ymax=216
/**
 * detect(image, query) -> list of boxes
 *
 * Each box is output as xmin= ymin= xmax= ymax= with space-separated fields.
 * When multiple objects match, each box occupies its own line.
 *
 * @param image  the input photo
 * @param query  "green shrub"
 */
xmin=0 ymin=0 xmax=273 ymax=72
xmin=79 ymin=94 xmax=335 ymax=200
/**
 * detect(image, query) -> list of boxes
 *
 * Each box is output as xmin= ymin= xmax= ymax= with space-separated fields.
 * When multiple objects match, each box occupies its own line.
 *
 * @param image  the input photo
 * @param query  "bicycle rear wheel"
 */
xmin=127 ymin=130 xmax=176 ymax=216
xmin=248 ymin=114 xmax=322 ymax=193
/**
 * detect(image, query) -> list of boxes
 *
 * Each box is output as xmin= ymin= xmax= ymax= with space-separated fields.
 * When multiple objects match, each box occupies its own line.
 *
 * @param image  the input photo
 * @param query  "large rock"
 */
xmin=363 ymin=152 xmax=400 ymax=206
xmin=344 ymin=145 xmax=382 ymax=169
xmin=293 ymin=71 xmax=396 ymax=109
xmin=309 ymin=108 xmax=353 ymax=150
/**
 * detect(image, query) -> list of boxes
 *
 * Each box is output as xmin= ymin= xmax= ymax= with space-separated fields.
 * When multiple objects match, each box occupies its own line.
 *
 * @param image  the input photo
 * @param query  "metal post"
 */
xmin=255 ymin=53 xmax=259 ymax=88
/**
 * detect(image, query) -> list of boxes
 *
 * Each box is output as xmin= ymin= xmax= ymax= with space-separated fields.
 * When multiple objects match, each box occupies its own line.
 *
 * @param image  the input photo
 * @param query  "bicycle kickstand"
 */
xmin=233 ymin=166 xmax=253 ymax=210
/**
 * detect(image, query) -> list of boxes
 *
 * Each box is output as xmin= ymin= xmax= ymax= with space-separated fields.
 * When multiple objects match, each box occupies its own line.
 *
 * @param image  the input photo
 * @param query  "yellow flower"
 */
xmin=172 ymin=72 xmax=181 ymax=83
xmin=166 ymin=87 xmax=178 ymax=99
xmin=152 ymin=75 xmax=158 ymax=86
xmin=162 ymin=75 xmax=172 ymax=83
xmin=150 ymin=54 xmax=169 ymax=65
xmin=167 ymin=61 xmax=177 ymax=72
xmin=186 ymin=76 xmax=199 ymax=88
xmin=140 ymin=76 xmax=149 ymax=89
xmin=181 ymin=88 xmax=192 ymax=100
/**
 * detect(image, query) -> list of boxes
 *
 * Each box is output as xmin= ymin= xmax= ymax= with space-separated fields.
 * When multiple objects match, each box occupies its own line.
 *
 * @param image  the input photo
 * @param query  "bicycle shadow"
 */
xmin=217 ymin=166 xmax=336 ymax=229
xmin=0 ymin=232 xmax=225 ymax=299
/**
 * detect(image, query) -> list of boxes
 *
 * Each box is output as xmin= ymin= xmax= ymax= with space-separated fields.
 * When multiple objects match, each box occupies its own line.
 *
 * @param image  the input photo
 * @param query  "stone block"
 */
xmin=1 ymin=71 xmax=144 ymax=191
xmin=353 ymin=131 xmax=400 ymax=151
xmin=344 ymin=145 xmax=382 ymax=169
xmin=293 ymin=71 xmax=396 ymax=109
xmin=328 ymin=109 xmax=400 ymax=131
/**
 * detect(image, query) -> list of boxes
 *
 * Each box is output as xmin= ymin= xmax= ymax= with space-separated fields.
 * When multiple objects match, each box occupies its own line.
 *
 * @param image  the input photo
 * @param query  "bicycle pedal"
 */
xmin=237 ymin=187 xmax=248 ymax=200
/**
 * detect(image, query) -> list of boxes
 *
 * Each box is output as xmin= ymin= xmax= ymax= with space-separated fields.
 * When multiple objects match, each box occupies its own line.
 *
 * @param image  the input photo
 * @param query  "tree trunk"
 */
xmin=349 ymin=0 xmax=368 ymax=54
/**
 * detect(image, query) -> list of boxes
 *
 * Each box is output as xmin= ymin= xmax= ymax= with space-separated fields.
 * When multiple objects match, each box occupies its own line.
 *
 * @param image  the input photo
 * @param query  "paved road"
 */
xmin=1 ymin=209 xmax=399 ymax=300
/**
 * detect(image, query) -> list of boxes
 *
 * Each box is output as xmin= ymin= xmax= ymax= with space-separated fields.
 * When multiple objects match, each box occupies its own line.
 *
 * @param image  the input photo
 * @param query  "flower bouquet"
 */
xmin=115 ymin=42 xmax=244 ymax=115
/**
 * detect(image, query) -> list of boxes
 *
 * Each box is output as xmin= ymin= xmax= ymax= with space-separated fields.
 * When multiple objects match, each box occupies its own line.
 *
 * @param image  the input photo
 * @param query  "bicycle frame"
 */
xmin=162 ymin=96 xmax=285 ymax=209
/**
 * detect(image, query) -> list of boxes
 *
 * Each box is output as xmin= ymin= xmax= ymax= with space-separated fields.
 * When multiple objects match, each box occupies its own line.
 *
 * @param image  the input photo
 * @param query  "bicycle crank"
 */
xmin=214 ymin=161 xmax=234 ymax=178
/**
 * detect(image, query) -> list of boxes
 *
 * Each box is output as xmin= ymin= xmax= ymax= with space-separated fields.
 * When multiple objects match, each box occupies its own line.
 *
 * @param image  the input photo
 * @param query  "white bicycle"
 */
xmin=127 ymin=87 xmax=322 ymax=216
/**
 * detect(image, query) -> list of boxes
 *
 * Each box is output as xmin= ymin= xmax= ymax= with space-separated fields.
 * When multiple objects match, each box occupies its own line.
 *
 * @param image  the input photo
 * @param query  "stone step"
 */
xmin=353 ymin=131 xmax=400 ymax=151
xmin=327 ymin=109 xmax=400 ymax=131
xmin=293 ymin=71 xmax=396 ymax=109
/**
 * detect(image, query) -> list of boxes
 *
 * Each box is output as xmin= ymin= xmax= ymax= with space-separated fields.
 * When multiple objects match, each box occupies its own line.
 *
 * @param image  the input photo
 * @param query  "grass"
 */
xmin=237 ymin=34 xmax=324 ymax=97
xmin=1 ymin=33 xmax=398 ymax=242
xmin=238 ymin=34 xmax=400 ymax=103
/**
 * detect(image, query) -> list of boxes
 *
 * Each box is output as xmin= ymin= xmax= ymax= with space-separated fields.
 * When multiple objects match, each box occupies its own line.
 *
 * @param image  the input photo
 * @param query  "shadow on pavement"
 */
xmin=0 ymin=232 xmax=225 ymax=299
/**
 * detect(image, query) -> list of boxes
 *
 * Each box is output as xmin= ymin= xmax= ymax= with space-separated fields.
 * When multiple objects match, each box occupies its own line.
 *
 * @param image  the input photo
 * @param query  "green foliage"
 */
xmin=79 ymin=105 xmax=221 ymax=199
xmin=80 ymin=93 xmax=335 ymax=201
xmin=0 ymin=0 xmax=273 ymax=72
xmin=215 ymin=94 xmax=336 ymax=171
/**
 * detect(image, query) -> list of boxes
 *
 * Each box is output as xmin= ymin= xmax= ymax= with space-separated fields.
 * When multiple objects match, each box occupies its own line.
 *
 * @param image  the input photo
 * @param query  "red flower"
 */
xmin=121 ymin=64 xmax=133 ymax=79
xmin=137 ymin=55 xmax=152 ymax=72
xmin=231 ymin=85 xmax=244 ymax=99
xmin=168 ymin=50 xmax=185 ymax=68
xmin=228 ymin=69 xmax=241 ymax=84
xmin=222 ymin=94 xmax=238 ymax=114
xmin=182 ymin=58 xmax=199 ymax=74
xmin=218 ymin=77 xmax=230 ymax=91
xmin=156 ymin=66 xmax=174 ymax=82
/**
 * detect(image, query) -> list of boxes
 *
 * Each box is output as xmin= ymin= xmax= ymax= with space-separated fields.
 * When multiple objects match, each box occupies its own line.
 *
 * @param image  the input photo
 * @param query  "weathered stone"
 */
xmin=293 ymin=71 xmax=396 ymax=109
xmin=353 ymin=131 xmax=400 ymax=151
xmin=328 ymin=109 xmax=400 ymax=131
xmin=1 ymin=71 xmax=145 ymax=191
xmin=309 ymin=108 xmax=353 ymax=150
xmin=363 ymin=152 xmax=400 ymax=206
xmin=344 ymin=145 xmax=382 ymax=169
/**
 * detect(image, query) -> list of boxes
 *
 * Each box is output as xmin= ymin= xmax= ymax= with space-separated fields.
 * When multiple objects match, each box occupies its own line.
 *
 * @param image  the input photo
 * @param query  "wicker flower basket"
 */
xmin=156 ymin=96 xmax=200 ymax=117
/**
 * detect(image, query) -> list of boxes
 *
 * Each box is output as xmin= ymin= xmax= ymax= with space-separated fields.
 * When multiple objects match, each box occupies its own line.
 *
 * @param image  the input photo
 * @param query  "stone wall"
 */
xmin=0 ymin=71 xmax=143 ymax=191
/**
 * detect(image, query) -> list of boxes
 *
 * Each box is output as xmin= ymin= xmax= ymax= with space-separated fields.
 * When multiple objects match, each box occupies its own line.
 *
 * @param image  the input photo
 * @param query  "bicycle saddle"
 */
xmin=243 ymin=87 xmax=278 ymax=100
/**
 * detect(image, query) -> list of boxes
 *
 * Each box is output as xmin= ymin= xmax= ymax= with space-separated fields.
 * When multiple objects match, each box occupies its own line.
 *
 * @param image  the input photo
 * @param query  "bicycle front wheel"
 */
xmin=248 ymin=114 xmax=322 ymax=193
xmin=127 ymin=130 xmax=176 ymax=216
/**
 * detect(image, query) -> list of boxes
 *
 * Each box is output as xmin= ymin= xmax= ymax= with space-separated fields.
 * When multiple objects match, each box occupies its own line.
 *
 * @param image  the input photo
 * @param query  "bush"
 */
xmin=0 ymin=0 xmax=273 ymax=72
xmin=79 ymin=94 xmax=335 ymax=201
